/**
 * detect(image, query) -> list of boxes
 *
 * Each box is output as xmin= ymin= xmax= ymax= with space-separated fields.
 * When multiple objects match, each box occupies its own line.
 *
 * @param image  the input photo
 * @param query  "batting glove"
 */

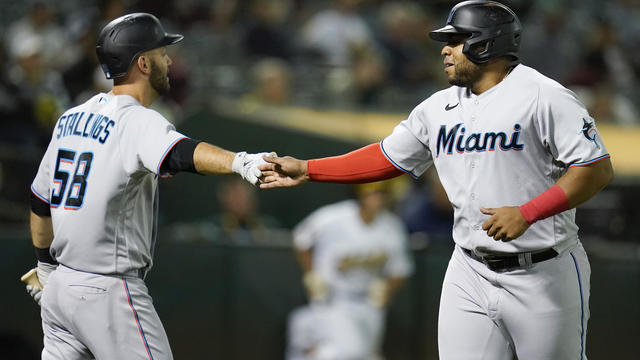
xmin=303 ymin=271 xmax=328 ymax=302
xmin=232 ymin=151 xmax=277 ymax=186
xmin=25 ymin=285 xmax=42 ymax=305
xmin=369 ymin=279 xmax=389 ymax=308
xmin=25 ymin=261 xmax=57 ymax=306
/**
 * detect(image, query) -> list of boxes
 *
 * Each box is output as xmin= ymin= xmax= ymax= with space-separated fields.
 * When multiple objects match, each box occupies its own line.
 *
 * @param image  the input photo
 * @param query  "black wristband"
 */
xmin=35 ymin=247 xmax=58 ymax=265
xmin=160 ymin=138 xmax=201 ymax=175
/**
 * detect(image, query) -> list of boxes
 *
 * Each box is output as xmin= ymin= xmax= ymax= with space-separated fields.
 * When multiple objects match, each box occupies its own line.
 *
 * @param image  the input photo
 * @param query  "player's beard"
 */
xmin=448 ymin=59 xmax=483 ymax=88
xmin=149 ymin=59 xmax=170 ymax=96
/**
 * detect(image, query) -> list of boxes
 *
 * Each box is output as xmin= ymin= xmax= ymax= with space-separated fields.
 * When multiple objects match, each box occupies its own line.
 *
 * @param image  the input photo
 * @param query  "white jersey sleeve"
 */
xmin=118 ymin=106 xmax=186 ymax=177
xmin=293 ymin=205 xmax=336 ymax=251
xmin=535 ymin=81 xmax=609 ymax=166
xmin=381 ymin=105 xmax=434 ymax=178
xmin=31 ymin=133 xmax=59 ymax=204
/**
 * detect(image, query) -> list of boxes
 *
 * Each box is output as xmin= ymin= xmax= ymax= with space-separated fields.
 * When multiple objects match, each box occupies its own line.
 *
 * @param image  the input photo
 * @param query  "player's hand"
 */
xmin=232 ymin=151 xmax=277 ymax=186
xmin=303 ymin=271 xmax=328 ymax=302
xmin=369 ymin=279 xmax=389 ymax=308
xmin=24 ymin=262 xmax=58 ymax=305
xmin=480 ymin=206 xmax=530 ymax=242
xmin=258 ymin=155 xmax=309 ymax=189
xmin=26 ymin=284 xmax=43 ymax=305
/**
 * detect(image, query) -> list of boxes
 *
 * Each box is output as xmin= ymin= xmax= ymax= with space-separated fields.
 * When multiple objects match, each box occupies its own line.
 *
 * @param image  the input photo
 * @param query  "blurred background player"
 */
xmin=214 ymin=177 xmax=282 ymax=243
xmin=286 ymin=181 xmax=413 ymax=360
xmin=167 ymin=176 xmax=283 ymax=244
xmin=243 ymin=57 xmax=292 ymax=107
xmin=397 ymin=168 xmax=454 ymax=240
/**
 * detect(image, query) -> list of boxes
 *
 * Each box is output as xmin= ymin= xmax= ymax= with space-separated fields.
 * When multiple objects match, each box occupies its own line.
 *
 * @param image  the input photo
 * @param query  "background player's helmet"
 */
xmin=429 ymin=1 xmax=521 ymax=64
xmin=96 ymin=13 xmax=183 ymax=79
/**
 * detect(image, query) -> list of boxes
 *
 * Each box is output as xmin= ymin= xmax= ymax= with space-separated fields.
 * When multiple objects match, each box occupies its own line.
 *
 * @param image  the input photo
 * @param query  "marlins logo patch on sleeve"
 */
xmin=581 ymin=118 xmax=600 ymax=149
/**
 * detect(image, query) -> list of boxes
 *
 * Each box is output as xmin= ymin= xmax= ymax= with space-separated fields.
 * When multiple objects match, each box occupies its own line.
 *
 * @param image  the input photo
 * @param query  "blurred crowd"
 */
xmin=0 ymin=0 xmax=638 ymax=229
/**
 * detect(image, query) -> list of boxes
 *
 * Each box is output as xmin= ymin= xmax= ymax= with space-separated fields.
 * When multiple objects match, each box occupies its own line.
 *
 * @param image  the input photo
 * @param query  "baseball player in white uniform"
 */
xmin=286 ymin=182 xmax=413 ymax=360
xmin=23 ymin=13 xmax=273 ymax=359
xmin=259 ymin=1 xmax=614 ymax=359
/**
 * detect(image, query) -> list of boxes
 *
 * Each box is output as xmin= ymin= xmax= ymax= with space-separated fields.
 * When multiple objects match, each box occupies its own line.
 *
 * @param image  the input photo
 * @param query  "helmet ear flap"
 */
xmin=463 ymin=37 xmax=492 ymax=63
xmin=513 ymin=32 xmax=521 ymax=47
xmin=469 ymin=40 xmax=491 ymax=57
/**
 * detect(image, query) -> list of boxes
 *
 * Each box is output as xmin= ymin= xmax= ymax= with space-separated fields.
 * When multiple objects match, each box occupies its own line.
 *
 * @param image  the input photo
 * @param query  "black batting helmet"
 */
xmin=96 ymin=13 xmax=183 ymax=79
xmin=429 ymin=1 xmax=521 ymax=64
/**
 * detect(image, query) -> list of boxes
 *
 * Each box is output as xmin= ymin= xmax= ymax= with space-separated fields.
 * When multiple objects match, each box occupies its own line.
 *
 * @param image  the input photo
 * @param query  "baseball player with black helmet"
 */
xmin=23 ymin=13 xmax=273 ymax=359
xmin=260 ymin=1 xmax=613 ymax=359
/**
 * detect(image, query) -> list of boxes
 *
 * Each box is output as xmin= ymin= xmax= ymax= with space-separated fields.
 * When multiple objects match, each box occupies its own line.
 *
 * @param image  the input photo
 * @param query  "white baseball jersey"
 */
xmin=293 ymin=199 xmax=413 ymax=300
xmin=289 ymin=199 xmax=412 ymax=360
xmin=381 ymin=64 xmax=609 ymax=254
xmin=31 ymin=92 xmax=186 ymax=276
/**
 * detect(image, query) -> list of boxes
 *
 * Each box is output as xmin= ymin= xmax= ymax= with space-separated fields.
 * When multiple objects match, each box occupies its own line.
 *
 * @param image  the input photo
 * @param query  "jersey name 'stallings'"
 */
xmin=54 ymin=111 xmax=116 ymax=144
xmin=293 ymin=200 xmax=413 ymax=300
xmin=381 ymin=64 xmax=610 ymax=254
xmin=31 ymin=93 xmax=186 ymax=275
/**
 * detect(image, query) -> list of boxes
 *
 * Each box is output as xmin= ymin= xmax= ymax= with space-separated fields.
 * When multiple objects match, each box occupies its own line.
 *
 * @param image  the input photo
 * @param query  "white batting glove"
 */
xmin=232 ymin=151 xmax=277 ymax=186
xmin=26 ymin=285 xmax=42 ymax=305
xmin=25 ymin=261 xmax=57 ymax=305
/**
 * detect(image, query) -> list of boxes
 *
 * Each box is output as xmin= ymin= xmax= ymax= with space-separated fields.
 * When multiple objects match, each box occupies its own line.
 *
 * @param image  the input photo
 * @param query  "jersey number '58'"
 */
xmin=51 ymin=149 xmax=93 ymax=210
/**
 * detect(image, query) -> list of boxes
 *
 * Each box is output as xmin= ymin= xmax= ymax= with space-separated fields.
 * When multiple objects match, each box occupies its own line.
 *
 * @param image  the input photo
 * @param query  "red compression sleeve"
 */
xmin=518 ymin=184 xmax=570 ymax=225
xmin=307 ymin=143 xmax=405 ymax=183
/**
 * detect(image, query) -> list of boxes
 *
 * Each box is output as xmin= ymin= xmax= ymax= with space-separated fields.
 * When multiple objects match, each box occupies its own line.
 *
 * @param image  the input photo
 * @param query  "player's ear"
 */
xmin=136 ymin=54 xmax=151 ymax=75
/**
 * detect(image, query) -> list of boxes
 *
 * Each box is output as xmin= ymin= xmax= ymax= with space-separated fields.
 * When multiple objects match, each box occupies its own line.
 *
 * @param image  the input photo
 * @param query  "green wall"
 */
xmin=2 ymin=236 xmax=638 ymax=359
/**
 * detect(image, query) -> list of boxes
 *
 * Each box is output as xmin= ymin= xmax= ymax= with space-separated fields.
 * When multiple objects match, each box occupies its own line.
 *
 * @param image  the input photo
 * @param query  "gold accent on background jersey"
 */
xmin=293 ymin=200 xmax=413 ymax=299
